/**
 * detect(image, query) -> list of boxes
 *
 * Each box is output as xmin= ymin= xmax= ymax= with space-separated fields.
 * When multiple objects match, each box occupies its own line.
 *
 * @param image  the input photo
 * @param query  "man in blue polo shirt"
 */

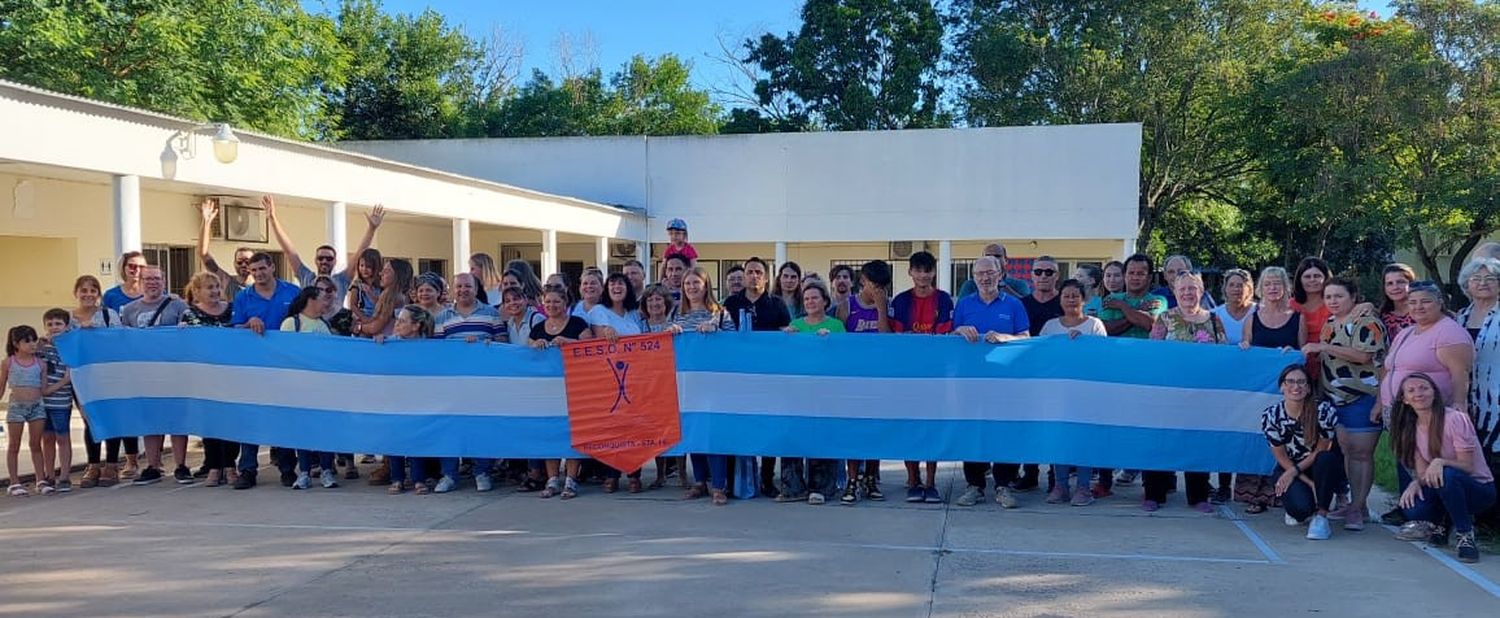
xmin=230 ymin=252 xmax=300 ymax=489
xmin=952 ymin=256 xmax=1030 ymax=509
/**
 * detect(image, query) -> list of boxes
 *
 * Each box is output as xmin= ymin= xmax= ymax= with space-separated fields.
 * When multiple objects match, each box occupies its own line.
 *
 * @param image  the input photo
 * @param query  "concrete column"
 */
xmin=774 ymin=241 xmax=788 ymax=270
xmin=111 ymin=174 xmax=141 ymax=258
xmin=636 ymin=241 xmax=651 ymax=281
xmin=596 ymin=236 xmax=611 ymax=271
xmin=541 ymin=229 xmax=559 ymax=278
xmin=938 ymin=240 xmax=953 ymax=293
xmin=327 ymin=201 xmax=348 ymax=270
xmin=453 ymin=218 xmax=471 ymax=278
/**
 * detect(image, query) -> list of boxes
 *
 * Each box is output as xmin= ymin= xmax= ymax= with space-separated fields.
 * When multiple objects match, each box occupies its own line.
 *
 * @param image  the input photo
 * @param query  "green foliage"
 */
xmin=743 ymin=0 xmax=944 ymax=130
xmin=948 ymin=0 xmax=1311 ymax=256
xmin=0 ymin=0 xmax=346 ymax=140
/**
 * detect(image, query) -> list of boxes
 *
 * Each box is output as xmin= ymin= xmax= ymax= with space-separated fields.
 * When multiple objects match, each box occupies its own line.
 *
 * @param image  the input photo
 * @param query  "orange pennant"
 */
xmin=561 ymin=332 xmax=682 ymax=473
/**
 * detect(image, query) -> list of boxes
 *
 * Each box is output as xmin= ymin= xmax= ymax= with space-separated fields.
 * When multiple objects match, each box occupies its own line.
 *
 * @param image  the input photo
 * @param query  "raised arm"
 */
xmin=341 ymin=204 xmax=386 ymax=278
xmin=197 ymin=199 xmax=228 ymax=284
xmin=263 ymin=195 xmax=305 ymax=276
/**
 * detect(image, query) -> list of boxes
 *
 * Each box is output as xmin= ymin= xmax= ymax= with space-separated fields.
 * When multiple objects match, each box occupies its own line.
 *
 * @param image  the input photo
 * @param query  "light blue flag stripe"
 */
xmin=56 ymin=329 xmax=1298 ymax=472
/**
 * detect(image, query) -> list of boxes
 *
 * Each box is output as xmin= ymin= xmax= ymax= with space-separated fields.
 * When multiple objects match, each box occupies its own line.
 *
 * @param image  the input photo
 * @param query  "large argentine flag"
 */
xmin=57 ymin=329 xmax=1295 ymax=472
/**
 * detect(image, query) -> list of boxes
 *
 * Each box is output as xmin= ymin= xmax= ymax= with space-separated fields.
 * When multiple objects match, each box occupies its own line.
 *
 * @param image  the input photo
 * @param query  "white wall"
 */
xmin=340 ymin=124 xmax=1142 ymax=245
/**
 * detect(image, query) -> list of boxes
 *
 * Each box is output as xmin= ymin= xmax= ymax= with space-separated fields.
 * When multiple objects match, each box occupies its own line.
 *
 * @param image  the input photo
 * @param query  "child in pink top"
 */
xmin=663 ymin=218 xmax=697 ymax=266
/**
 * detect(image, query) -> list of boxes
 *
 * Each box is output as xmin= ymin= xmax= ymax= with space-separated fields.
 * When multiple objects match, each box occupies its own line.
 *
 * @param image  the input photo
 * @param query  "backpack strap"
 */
xmin=147 ymin=300 xmax=172 ymax=327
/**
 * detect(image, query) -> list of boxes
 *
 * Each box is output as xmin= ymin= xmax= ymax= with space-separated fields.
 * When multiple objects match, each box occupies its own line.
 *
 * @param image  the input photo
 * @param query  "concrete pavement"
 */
xmin=0 ymin=459 xmax=1496 ymax=617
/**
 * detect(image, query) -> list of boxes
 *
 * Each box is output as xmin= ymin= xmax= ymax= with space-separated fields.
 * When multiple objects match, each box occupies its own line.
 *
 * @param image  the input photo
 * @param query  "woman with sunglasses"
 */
xmin=103 ymin=251 xmax=147 ymax=315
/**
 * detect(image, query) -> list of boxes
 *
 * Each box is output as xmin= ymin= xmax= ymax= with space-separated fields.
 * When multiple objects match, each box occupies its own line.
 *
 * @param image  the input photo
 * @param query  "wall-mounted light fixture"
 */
xmin=161 ymin=122 xmax=240 ymax=180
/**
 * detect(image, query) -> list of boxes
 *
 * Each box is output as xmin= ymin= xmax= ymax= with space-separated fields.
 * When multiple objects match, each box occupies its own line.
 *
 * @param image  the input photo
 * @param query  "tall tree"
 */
xmin=607 ymin=55 xmax=721 ymax=136
xmin=0 ymin=0 xmax=346 ymax=140
xmin=326 ymin=0 xmax=491 ymax=140
xmin=741 ymin=0 xmax=944 ymax=130
xmin=949 ymin=0 xmax=1310 ymax=255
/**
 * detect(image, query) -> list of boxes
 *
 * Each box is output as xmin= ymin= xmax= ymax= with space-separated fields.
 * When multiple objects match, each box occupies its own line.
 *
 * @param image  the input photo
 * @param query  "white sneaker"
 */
xmin=808 ymin=492 xmax=825 ymax=505
xmin=434 ymin=475 xmax=457 ymax=493
xmin=292 ymin=472 xmax=310 ymax=490
xmin=1306 ymin=515 xmax=1332 ymax=540
xmin=475 ymin=473 xmax=493 ymax=492
xmin=995 ymin=487 xmax=1018 ymax=509
xmin=1284 ymin=513 xmax=1299 ymax=526
xmin=320 ymin=470 xmax=338 ymax=489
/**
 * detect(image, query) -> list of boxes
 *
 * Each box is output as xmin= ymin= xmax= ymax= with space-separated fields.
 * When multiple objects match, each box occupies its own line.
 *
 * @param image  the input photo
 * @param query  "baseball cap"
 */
xmin=666 ymin=218 xmax=688 ymax=231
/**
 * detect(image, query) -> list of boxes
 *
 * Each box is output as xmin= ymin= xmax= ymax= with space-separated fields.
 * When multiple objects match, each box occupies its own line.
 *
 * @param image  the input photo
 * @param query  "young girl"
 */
xmin=355 ymin=258 xmax=412 ymax=338
xmin=529 ymin=288 xmax=595 ymax=499
xmin=1085 ymin=261 xmax=1125 ymax=318
xmin=3 ymin=326 xmax=48 ymax=496
xmin=383 ymin=305 xmax=436 ymax=495
xmin=348 ymin=248 xmax=383 ymax=320
xmin=780 ymin=281 xmax=843 ymax=505
xmin=1039 ymin=280 xmax=1108 ymax=507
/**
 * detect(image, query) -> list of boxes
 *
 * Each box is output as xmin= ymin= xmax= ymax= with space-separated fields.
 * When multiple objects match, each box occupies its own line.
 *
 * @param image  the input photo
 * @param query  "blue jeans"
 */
xmin=387 ymin=456 xmax=429 ymax=485
xmin=439 ymin=458 xmax=493 ymax=479
xmin=1403 ymin=467 xmax=1498 ymax=534
xmin=1051 ymin=465 xmax=1094 ymax=492
xmin=238 ymin=444 xmax=295 ymax=474
xmin=296 ymin=450 xmax=334 ymax=474
xmin=690 ymin=454 xmax=729 ymax=490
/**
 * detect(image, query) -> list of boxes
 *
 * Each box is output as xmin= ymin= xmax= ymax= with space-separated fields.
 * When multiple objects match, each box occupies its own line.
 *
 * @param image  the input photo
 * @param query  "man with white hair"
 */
xmin=1152 ymin=255 xmax=1216 ymax=309
xmin=958 ymin=243 xmax=1031 ymax=299
xmin=951 ymin=255 xmax=1031 ymax=509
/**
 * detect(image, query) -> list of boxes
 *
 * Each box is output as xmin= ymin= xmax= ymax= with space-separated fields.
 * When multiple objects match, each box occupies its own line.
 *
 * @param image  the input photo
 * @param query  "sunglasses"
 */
xmin=1032 ymin=268 xmax=1057 ymax=276
xmin=316 ymin=286 xmax=337 ymax=294
xmin=125 ymin=263 xmax=146 ymax=271
xmin=315 ymin=255 xmax=337 ymax=262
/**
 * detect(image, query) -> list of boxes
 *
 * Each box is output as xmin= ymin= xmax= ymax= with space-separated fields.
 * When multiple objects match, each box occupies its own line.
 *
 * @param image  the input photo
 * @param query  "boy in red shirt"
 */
xmin=889 ymin=251 xmax=954 ymax=503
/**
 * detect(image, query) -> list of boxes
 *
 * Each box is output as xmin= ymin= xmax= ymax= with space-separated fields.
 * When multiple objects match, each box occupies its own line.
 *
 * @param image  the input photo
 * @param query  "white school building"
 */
xmin=1 ymin=78 xmax=1142 ymax=329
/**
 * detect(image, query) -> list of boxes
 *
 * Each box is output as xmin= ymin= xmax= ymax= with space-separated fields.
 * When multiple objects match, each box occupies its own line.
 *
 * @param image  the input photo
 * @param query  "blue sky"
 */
xmin=306 ymin=1 xmax=1394 ymax=106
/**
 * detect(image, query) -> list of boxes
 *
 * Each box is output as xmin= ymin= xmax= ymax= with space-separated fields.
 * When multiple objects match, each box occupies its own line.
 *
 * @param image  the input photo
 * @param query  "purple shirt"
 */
xmin=844 ymin=296 xmax=885 ymax=333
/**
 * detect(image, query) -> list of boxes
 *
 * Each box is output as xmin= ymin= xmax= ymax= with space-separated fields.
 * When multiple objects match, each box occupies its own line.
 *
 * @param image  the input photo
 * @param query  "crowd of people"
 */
xmin=3 ymin=196 xmax=1499 ymax=564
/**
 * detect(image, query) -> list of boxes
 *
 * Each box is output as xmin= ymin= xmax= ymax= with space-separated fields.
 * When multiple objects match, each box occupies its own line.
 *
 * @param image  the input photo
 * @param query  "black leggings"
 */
xmin=83 ymin=419 xmax=138 ymax=464
xmin=963 ymin=462 xmax=1022 ymax=490
xmin=1280 ymin=451 xmax=1345 ymax=522
xmin=201 ymin=438 xmax=240 ymax=470
xmin=1143 ymin=471 xmax=1211 ymax=505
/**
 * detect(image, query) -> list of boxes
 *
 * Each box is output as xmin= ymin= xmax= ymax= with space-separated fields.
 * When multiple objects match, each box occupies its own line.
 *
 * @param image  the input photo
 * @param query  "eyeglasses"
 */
xmin=1032 ymin=268 xmax=1057 ymax=276
xmin=1282 ymin=379 xmax=1309 ymax=387
xmin=316 ymin=286 xmax=337 ymax=295
xmin=1469 ymin=275 xmax=1499 ymax=285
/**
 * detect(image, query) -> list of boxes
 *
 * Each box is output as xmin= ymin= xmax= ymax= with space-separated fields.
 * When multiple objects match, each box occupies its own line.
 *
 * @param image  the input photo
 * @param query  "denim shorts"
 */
xmin=1334 ymin=396 xmax=1381 ymax=434
xmin=6 ymin=400 xmax=46 ymax=423
xmin=43 ymin=407 xmax=71 ymax=434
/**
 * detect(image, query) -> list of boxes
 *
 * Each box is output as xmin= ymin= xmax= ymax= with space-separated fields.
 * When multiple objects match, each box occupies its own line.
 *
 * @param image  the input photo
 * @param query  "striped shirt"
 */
xmin=435 ymin=303 xmax=503 ymax=341
xmin=40 ymin=343 xmax=72 ymax=411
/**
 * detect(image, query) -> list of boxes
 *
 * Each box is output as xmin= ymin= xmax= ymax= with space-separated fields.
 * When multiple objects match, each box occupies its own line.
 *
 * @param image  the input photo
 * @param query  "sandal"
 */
xmin=387 ymin=483 xmax=404 ymax=495
xmin=8 ymin=484 xmax=28 ymax=497
xmin=603 ymin=478 xmax=618 ymax=494
xmin=684 ymin=484 xmax=708 ymax=500
xmin=711 ymin=488 xmax=728 ymax=506
xmin=539 ymin=477 xmax=562 ymax=498
xmin=560 ymin=478 xmax=579 ymax=500
xmin=1245 ymin=503 xmax=1268 ymax=515
xmin=627 ymin=479 xmax=643 ymax=494
xmin=204 ymin=470 xmax=223 ymax=487
xmin=414 ymin=482 xmax=431 ymax=495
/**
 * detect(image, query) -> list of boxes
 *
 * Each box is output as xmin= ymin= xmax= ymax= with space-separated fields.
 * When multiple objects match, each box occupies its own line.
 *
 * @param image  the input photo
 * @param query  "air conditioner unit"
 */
xmin=207 ymin=195 xmax=267 ymax=243
xmin=889 ymin=241 xmax=931 ymax=260
xmin=610 ymin=242 xmax=637 ymax=258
